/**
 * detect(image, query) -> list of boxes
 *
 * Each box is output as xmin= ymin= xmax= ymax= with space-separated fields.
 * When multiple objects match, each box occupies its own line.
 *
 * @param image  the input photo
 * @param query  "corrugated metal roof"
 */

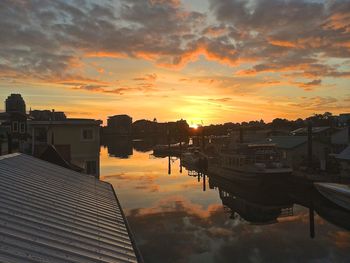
xmin=291 ymin=126 xmax=330 ymax=135
xmin=0 ymin=153 xmax=141 ymax=263
xmin=256 ymin=136 xmax=308 ymax=149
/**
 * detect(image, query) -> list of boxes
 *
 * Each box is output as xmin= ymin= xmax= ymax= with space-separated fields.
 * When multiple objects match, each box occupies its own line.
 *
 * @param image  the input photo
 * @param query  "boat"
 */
xmin=208 ymin=143 xmax=292 ymax=184
xmin=314 ymin=182 xmax=350 ymax=211
xmin=153 ymin=142 xmax=187 ymax=157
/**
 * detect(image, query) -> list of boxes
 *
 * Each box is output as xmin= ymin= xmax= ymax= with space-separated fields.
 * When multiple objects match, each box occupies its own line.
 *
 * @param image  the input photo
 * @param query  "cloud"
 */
xmin=288 ymin=96 xmax=340 ymax=110
xmin=133 ymin=73 xmax=158 ymax=81
xmin=208 ymin=97 xmax=232 ymax=103
xmin=292 ymin=79 xmax=322 ymax=91
xmin=0 ymin=0 xmax=349 ymax=94
xmin=72 ymin=84 xmax=158 ymax=95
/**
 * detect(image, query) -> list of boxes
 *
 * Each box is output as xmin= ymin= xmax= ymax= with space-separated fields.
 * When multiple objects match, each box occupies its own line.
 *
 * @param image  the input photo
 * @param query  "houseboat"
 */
xmin=209 ymin=143 xmax=292 ymax=184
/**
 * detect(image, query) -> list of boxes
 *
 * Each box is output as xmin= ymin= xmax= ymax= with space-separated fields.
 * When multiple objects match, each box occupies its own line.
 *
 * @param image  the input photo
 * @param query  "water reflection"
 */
xmin=100 ymin=139 xmax=350 ymax=263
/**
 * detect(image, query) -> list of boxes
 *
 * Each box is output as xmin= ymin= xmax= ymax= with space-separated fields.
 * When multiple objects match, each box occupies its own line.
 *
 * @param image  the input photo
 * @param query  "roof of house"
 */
xmin=0 ymin=153 xmax=141 ymax=263
xmin=291 ymin=126 xmax=331 ymax=135
xmin=336 ymin=146 xmax=350 ymax=161
xmin=258 ymin=136 xmax=308 ymax=149
xmin=28 ymin=118 xmax=102 ymax=126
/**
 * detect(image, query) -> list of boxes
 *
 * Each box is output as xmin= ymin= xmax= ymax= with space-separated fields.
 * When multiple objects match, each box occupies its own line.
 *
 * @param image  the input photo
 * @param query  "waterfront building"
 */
xmin=290 ymin=126 xmax=333 ymax=142
xmin=337 ymin=113 xmax=350 ymax=127
xmin=27 ymin=118 xmax=102 ymax=178
xmin=335 ymin=146 xmax=350 ymax=177
xmin=259 ymin=136 xmax=329 ymax=170
xmin=331 ymin=127 xmax=350 ymax=153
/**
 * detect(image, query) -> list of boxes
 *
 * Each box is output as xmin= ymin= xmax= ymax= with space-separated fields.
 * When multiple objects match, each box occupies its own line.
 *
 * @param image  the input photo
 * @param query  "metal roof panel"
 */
xmin=0 ymin=153 xmax=140 ymax=263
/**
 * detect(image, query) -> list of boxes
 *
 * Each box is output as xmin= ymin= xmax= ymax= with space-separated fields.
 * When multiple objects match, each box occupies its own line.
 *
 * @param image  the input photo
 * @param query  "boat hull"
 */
xmin=208 ymin=165 xmax=292 ymax=187
xmin=314 ymin=183 xmax=350 ymax=211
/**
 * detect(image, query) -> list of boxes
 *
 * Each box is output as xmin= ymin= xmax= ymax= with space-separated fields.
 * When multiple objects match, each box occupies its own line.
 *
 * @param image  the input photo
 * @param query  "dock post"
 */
xmin=307 ymin=122 xmax=313 ymax=169
xmin=203 ymin=174 xmax=206 ymax=192
xmin=309 ymin=207 xmax=315 ymax=239
xmin=168 ymin=155 xmax=171 ymax=175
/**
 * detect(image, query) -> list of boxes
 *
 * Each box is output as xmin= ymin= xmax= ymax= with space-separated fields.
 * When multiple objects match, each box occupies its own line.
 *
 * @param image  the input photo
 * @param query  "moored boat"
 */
xmin=153 ymin=142 xmax=187 ymax=157
xmin=314 ymin=182 xmax=350 ymax=211
xmin=208 ymin=143 xmax=292 ymax=184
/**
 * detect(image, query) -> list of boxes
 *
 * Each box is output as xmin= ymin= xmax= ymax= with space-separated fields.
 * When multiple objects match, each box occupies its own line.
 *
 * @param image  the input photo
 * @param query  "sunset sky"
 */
xmin=0 ymin=0 xmax=349 ymax=125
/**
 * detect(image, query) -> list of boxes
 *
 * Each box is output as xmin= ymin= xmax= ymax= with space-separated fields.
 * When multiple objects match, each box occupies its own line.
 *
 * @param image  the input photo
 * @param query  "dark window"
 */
xmin=20 ymin=122 xmax=25 ymax=134
xmin=12 ymin=121 xmax=18 ymax=132
xmin=82 ymin=129 xmax=93 ymax=140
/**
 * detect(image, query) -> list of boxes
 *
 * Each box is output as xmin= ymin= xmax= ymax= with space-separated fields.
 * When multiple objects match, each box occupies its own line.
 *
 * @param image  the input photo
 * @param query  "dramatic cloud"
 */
xmin=210 ymin=0 xmax=350 ymax=78
xmin=1 ymin=0 xmax=349 ymax=84
xmin=1 ymin=0 xmax=350 ymax=122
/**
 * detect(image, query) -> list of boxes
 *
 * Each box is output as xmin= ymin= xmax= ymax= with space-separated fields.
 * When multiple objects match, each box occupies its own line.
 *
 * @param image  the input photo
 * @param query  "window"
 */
xmin=82 ymin=128 xmax=94 ymax=140
xmin=12 ymin=121 xmax=18 ymax=132
xmin=86 ymin=161 xmax=97 ymax=175
xmin=20 ymin=122 xmax=25 ymax=134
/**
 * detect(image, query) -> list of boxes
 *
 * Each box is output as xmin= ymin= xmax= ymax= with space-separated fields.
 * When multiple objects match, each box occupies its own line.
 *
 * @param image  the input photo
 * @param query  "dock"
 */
xmin=0 ymin=153 xmax=142 ymax=263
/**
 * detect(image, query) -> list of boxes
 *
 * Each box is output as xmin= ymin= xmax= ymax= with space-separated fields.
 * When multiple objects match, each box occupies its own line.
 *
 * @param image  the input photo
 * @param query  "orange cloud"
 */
xmin=268 ymin=39 xmax=297 ymax=48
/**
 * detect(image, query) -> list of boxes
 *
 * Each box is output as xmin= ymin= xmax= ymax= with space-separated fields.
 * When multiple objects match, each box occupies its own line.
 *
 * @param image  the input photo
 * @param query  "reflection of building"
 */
xmin=133 ymin=138 xmax=156 ymax=152
xmin=28 ymin=118 xmax=102 ymax=178
xmin=104 ymin=114 xmax=132 ymax=135
xmin=103 ymin=136 xmax=133 ymax=158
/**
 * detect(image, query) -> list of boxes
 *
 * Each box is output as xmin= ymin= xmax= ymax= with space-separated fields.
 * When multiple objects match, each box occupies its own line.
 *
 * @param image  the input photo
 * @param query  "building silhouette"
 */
xmin=29 ymin=109 xmax=66 ymax=121
xmin=104 ymin=114 xmax=132 ymax=135
xmin=5 ymin=93 xmax=26 ymax=115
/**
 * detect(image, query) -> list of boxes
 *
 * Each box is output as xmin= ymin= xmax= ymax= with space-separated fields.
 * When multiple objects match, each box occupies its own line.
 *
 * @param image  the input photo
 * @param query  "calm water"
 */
xmin=100 ymin=145 xmax=350 ymax=263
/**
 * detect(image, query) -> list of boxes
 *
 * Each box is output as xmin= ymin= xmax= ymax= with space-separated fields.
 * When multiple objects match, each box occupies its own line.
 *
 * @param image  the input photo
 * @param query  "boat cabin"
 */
xmin=220 ymin=143 xmax=285 ymax=170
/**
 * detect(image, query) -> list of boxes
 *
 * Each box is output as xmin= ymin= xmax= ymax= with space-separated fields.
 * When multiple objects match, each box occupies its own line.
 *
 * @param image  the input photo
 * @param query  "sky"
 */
xmin=0 ymin=0 xmax=349 ymax=125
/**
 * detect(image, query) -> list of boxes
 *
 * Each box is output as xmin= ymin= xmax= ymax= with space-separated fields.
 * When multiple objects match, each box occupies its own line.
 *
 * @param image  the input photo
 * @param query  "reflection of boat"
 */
xmin=314 ymin=183 xmax=350 ymax=211
xmin=181 ymin=147 xmax=207 ymax=171
xmin=209 ymin=175 xmax=293 ymax=207
xmin=209 ymin=175 xmax=293 ymax=225
xmin=219 ymin=189 xmax=290 ymax=225
xmin=209 ymin=143 xmax=292 ymax=184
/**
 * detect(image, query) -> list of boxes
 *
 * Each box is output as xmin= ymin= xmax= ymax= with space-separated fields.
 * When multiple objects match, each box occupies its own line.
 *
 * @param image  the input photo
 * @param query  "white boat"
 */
xmin=314 ymin=183 xmax=350 ymax=211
